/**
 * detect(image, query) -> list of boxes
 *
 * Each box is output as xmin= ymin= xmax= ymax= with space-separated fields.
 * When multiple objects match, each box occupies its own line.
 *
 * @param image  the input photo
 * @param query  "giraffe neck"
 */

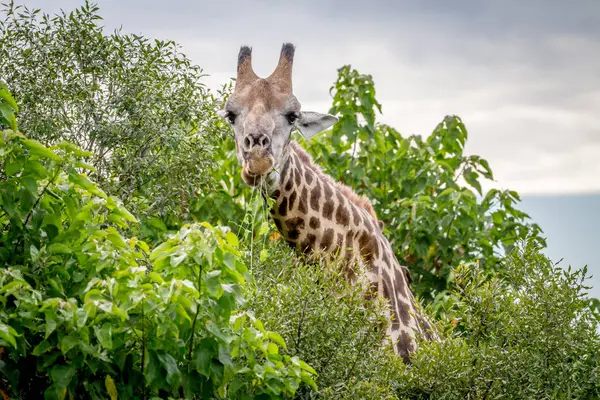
xmin=262 ymin=141 xmax=436 ymax=360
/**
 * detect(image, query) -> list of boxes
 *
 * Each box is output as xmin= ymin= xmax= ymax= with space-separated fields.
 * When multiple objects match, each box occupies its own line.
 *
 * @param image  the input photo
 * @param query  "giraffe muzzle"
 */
xmin=243 ymin=146 xmax=274 ymax=177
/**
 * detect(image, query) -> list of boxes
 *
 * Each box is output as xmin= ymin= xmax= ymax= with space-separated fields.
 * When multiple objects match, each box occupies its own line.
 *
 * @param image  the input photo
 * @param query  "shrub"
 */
xmin=0 ymin=97 xmax=314 ymax=398
xmin=397 ymin=242 xmax=600 ymax=399
xmin=248 ymin=237 xmax=600 ymax=399
xmin=248 ymin=241 xmax=403 ymax=399
xmin=2 ymin=4 xmax=598 ymax=397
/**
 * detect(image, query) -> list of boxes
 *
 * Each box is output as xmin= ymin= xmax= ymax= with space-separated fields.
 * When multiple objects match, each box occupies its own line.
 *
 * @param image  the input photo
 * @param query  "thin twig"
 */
xmin=23 ymin=168 xmax=61 ymax=227
xmin=187 ymin=264 xmax=203 ymax=369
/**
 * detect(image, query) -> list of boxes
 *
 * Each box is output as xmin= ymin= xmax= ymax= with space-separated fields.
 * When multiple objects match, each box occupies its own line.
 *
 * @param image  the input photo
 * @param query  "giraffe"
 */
xmin=218 ymin=43 xmax=437 ymax=362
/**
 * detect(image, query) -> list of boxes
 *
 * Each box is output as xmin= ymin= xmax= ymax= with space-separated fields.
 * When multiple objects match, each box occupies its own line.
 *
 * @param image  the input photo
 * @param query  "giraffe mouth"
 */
xmin=243 ymin=149 xmax=274 ymax=177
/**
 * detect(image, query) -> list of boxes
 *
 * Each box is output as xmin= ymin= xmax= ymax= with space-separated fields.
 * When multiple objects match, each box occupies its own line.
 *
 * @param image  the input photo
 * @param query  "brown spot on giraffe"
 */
xmin=336 ymin=232 xmax=344 ymax=248
xmin=309 ymin=216 xmax=320 ymax=229
xmin=394 ymin=266 xmax=408 ymax=299
xmin=321 ymin=228 xmax=334 ymax=251
xmin=322 ymin=199 xmax=334 ymax=220
xmin=397 ymin=331 xmax=415 ymax=364
xmin=294 ymin=167 xmax=302 ymax=186
xmin=335 ymin=192 xmax=350 ymax=226
xmin=278 ymin=197 xmax=288 ymax=217
xmin=310 ymin=183 xmax=321 ymax=212
xmin=304 ymin=168 xmax=313 ymax=185
xmin=288 ymin=191 xmax=297 ymax=211
xmin=285 ymin=217 xmax=304 ymax=241
xmin=219 ymin=43 xmax=438 ymax=362
xmin=298 ymin=187 xmax=308 ymax=213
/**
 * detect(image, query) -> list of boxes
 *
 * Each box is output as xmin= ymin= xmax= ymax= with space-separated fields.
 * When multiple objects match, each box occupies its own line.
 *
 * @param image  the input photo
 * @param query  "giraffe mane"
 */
xmin=289 ymin=141 xmax=381 ymax=225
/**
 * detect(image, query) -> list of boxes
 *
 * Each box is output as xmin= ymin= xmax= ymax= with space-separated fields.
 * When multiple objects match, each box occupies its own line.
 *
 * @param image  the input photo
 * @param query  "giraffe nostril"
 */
xmin=260 ymin=135 xmax=270 ymax=148
xmin=243 ymin=136 xmax=252 ymax=149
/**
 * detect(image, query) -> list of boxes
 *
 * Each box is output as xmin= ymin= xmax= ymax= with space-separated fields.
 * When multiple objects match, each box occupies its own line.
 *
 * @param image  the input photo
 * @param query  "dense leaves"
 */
xmin=0 ymin=1 xmax=226 ymax=220
xmin=397 ymin=243 xmax=600 ymax=399
xmin=0 ymin=119 xmax=314 ymax=398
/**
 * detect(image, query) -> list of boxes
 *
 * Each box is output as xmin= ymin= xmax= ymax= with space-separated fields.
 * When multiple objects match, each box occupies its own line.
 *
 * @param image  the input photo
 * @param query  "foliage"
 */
xmin=302 ymin=65 xmax=546 ymax=306
xmin=248 ymin=241 xmax=403 ymax=399
xmin=0 ymin=120 xmax=314 ymax=398
xmin=396 ymin=242 xmax=600 ymax=399
xmin=246 ymin=235 xmax=600 ymax=399
xmin=0 ymin=1 xmax=226 ymax=220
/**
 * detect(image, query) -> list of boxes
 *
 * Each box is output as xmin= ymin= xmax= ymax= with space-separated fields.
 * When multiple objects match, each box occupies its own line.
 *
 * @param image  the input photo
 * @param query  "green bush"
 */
xmin=0 ymin=2 xmax=226 ymax=221
xmin=0 ymin=96 xmax=315 ymax=398
xmin=248 ymin=241 xmax=402 ymax=399
xmin=397 ymin=243 xmax=600 ymax=399
xmin=247 ymin=237 xmax=600 ymax=399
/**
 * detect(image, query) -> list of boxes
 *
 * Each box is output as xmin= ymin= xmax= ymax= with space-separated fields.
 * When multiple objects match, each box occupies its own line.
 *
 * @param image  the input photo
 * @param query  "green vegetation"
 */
xmin=1 ymin=3 xmax=598 ymax=399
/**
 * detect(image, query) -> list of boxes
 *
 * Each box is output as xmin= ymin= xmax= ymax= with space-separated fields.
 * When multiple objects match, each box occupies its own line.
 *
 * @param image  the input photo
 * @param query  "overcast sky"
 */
xmin=12 ymin=0 xmax=600 ymax=297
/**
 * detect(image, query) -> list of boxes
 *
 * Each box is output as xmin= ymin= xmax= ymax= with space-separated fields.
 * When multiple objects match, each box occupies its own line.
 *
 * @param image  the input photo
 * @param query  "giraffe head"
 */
xmin=218 ymin=43 xmax=338 ymax=186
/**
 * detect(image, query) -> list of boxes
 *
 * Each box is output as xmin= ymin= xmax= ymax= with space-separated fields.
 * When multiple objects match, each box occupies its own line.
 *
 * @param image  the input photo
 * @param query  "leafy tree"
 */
xmin=302 ymin=66 xmax=546 ymax=305
xmin=0 ymin=94 xmax=315 ymax=399
xmin=0 ymin=1 xmax=226 ymax=220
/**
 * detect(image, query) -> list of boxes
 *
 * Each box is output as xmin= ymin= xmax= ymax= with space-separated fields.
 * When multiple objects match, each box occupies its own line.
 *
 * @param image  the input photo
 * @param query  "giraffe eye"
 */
xmin=226 ymin=112 xmax=237 ymax=124
xmin=286 ymin=113 xmax=298 ymax=124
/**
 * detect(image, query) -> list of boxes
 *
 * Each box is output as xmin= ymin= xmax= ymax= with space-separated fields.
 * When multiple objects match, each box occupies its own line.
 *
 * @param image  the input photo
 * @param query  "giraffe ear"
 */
xmin=296 ymin=111 xmax=338 ymax=139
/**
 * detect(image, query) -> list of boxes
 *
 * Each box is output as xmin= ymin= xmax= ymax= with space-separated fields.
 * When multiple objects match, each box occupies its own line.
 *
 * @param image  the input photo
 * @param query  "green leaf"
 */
xmin=22 ymin=176 xmax=38 ymax=194
xmin=22 ymin=138 xmax=62 ymax=161
xmin=0 ymin=103 xmax=17 ymax=131
xmin=299 ymin=360 xmax=317 ymax=375
xmin=267 ymin=331 xmax=287 ymax=350
xmin=5 ymin=160 xmax=22 ymax=176
xmin=30 ymin=244 xmax=40 ymax=262
xmin=147 ymin=271 xmax=164 ymax=284
xmin=45 ymin=312 xmax=58 ymax=339
xmin=68 ymin=172 xmax=107 ymax=198
xmin=157 ymin=352 xmax=181 ymax=386
xmin=60 ymin=334 xmax=78 ymax=354
xmin=25 ymin=160 xmax=48 ymax=178
xmin=259 ymin=248 xmax=269 ymax=261
xmin=94 ymin=323 xmax=112 ymax=349
xmin=0 ymin=322 xmax=18 ymax=348
xmin=33 ymin=339 xmax=53 ymax=356
xmin=225 ymin=231 xmax=239 ymax=247
xmin=50 ymin=364 xmax=76 ymax=391
xmin=146 ymin=217 xmax=167 ymax=232
xmin=438 ymin=188 xmax=454 ymax=197
xmin=74 ymin=160 xmax=97 ymax=172
xmin=463 ymin=168 xmax=482 ymax=195
xmin=0 ymin=87 xmax=18 ymax=111
xmin=111 ymin=305 xmax=129 ymax=321
xmin=194 ymin=349 xmax=212 ymax=378
xmin=48 ymin=243 xmax=72 ymax=255
xmin=267 ymin=342 xmax=279 ymax=355
xmin=492 ymin=211 xmax=504 ymax=225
